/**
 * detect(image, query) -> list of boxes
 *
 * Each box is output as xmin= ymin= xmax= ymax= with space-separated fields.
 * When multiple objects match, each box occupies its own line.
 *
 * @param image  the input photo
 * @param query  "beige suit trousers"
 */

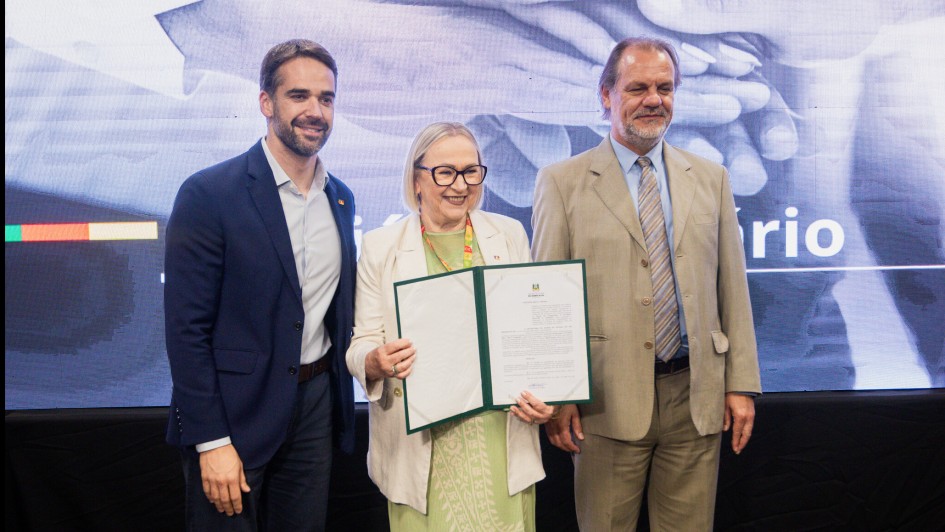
xmin=574 ymin=368 xmax=722 ymax=531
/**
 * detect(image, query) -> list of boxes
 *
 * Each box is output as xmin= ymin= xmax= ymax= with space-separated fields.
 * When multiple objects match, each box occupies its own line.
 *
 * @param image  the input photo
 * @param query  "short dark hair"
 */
xmin=259 ymin=39 xmax=337 ymax=95
xmin=598 ymin=37 xmax=681 ymax=119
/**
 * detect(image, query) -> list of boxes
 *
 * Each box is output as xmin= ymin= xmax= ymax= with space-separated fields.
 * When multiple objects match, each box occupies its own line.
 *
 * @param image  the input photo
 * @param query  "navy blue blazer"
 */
xmin=164 ymin=140 xmax=356 ymax=467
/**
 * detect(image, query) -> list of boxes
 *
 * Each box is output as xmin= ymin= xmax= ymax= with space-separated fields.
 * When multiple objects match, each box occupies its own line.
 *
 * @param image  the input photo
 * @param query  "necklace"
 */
xmin=420 ymin=215 xmax=473 ymax=271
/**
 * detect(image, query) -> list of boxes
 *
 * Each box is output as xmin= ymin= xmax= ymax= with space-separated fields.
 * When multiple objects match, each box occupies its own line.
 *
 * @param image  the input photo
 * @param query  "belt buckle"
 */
xmin=656 ymin=355 xmax=688 ymax=376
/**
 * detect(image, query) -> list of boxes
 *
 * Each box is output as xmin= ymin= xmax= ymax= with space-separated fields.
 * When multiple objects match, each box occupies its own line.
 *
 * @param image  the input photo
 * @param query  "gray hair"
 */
xmin=598 ymin=37 xmax=681 ymax=119
xmin=259 ymin=39 xmax=337 ymax=94
xmin=402 ymin=122 xmax=484 ymax=214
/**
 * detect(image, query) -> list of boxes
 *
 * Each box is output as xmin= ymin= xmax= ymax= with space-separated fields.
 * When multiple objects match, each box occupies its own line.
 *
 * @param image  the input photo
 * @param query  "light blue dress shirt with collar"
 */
xmin=609 ymin=134 xmax=689 ymax=350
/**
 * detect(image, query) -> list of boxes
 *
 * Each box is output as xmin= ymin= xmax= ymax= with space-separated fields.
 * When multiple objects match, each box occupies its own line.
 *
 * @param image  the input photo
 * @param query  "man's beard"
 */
xmin=274 ymin=115 xmax=331 ymax=158
xmin=622 ymin=108 xmax=669 ymax=144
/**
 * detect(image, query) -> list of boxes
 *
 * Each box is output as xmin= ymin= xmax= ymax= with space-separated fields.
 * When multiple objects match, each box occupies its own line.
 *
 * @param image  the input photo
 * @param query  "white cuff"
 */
xmin=196 ymin=436 xmax=232 ymax=453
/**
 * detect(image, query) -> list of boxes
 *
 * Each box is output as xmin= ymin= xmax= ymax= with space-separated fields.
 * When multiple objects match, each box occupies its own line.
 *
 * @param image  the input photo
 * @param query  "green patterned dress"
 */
xmin=388 ymin=228 xmax=536 ymax=532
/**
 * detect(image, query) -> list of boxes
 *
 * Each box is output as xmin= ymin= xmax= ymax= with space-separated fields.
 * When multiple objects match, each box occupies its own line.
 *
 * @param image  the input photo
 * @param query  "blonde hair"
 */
xmin=401 ymin=122 xmax=484 ymax=214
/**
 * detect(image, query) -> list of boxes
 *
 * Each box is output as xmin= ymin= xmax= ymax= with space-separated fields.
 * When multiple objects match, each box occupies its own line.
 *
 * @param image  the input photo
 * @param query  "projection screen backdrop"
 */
xmin=6 ymin=0 xmax=945 ymax=408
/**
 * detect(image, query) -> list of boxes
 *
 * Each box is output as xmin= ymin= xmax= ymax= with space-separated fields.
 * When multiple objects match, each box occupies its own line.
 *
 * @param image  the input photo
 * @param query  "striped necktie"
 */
xmin=637 ymin=156 xmax=681 ymax=362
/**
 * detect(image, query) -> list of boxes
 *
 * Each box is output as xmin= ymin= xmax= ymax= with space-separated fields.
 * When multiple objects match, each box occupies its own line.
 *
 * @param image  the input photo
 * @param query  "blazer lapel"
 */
xmin=394 ymin=215 xmax=428 ymax=281
xmin=663 ymin=142 xmax=695 ymax=251
xmin=245 ymin=141 xmax=303 ymax=304
xmin=324 ymin=174 xmax=354 ymax=268
xmin=589 ymin=139 xmax=646 ymax=248
xmin=470 ymin=211 xmax=509 ymax=265
xmin=394 ymin=212 xmax=510 ymax=275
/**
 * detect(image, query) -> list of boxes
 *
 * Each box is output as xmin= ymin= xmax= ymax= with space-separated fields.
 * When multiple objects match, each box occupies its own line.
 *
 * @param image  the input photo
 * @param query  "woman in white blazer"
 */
xmin=346 ymin=122 xmax=554 ymax=531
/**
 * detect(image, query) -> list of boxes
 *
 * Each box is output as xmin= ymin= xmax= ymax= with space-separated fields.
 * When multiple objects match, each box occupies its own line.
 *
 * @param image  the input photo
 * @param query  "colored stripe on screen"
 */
xmin=5 ymin=222 xmax=158 ymax=242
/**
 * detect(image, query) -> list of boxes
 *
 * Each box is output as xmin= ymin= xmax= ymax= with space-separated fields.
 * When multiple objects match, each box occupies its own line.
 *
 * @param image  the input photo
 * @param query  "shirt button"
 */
xmin=644 ymin=341 xmax=654 ymax=349
xmin=393 ymin=388 xmax=403 ymax=397
xmin=641 ymin=259 xmax=649 ymax=267
xmin=289 ymin=366 xmax=298 ymax=375
xmin=294 ymin=321 xmax=303 ymax=331
xmin=642 ymin=297 xmax=652 ymax=306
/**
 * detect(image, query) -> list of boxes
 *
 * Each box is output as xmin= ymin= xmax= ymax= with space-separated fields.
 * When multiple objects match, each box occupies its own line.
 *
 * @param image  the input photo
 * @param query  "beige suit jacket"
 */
xmin=532 ymin=138 xmax=761 ymax=441
xmin=346 ymin=211 xmax=545 ymax=514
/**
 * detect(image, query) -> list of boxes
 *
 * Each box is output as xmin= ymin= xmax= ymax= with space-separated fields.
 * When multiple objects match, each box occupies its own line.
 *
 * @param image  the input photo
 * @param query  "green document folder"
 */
xmin=394 ymin=259 xmax=592 ymax=434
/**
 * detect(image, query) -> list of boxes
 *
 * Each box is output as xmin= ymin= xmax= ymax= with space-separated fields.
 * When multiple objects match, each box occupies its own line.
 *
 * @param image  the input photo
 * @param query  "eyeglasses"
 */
xmin=416 ymin=164 xmax=488 ymax=186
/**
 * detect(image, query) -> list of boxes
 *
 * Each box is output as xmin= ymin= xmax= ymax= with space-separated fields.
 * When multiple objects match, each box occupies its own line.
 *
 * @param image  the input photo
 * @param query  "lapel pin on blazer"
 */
xmin=337 ymin=199 xmax=345 ymax=205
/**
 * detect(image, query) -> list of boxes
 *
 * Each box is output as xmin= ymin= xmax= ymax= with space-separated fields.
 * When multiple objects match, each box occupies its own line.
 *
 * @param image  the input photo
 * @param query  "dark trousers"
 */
xmin=182 ymin=372 xmax=333 ymax=531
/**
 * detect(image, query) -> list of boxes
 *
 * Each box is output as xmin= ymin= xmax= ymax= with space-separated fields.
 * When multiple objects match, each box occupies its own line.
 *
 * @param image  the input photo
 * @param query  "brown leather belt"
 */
xmin=655 ymin=356 xmax=690 ymax=376
xmin=298 ymin=357 xmax=330 ymax=383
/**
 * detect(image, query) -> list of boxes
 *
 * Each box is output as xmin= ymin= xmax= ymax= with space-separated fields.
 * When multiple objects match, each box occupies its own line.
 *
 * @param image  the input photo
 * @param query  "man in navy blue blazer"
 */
xmin=164 ymin=39 xmax=356 ymax=531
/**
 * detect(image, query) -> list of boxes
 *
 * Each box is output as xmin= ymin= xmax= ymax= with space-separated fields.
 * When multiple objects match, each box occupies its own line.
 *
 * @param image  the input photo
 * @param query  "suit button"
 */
xmin=641 ymin=259 xmax=649 ymax=267
xmin=294 ymin=321 xmax=303 ymax=331
xmin=642 ymin=297 xmax=652 ymax=306
xmin=393 ymin=388 xmax=403 ymax=397
xmin=289 ymin=366 xmax=298 ymax=375
xmin=644 ymin=341 xmax=654 ymax=349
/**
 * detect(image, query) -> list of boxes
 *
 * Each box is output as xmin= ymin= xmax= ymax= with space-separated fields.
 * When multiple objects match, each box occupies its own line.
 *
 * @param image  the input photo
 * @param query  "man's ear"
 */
xmin=600 ymin=86 xmax=612 ymax=112
xmin=259 ymin=90 xmax=273 ymax=119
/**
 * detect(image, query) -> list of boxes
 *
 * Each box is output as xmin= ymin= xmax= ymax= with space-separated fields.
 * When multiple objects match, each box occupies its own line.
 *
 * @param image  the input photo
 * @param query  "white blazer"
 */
xmin=346 ymin=211 xmax=544 ymax=514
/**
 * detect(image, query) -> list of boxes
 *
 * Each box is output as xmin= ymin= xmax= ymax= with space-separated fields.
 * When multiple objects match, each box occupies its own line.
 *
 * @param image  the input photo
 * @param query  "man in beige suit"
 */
xmin=532 ymin=37 xmax=761 ymax=531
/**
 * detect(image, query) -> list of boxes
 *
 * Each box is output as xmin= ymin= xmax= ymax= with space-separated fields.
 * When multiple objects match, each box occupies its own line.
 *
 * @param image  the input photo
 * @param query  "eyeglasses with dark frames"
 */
xmin=416 ymin=164 xmax=488 ymax=186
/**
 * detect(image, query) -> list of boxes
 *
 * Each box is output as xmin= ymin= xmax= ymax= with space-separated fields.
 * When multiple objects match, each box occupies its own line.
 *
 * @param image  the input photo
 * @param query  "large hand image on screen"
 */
xmin=5 ymin=0 xmax=944 ymax=408
xmin=638 ymin=0 xmax=945 ymax=391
